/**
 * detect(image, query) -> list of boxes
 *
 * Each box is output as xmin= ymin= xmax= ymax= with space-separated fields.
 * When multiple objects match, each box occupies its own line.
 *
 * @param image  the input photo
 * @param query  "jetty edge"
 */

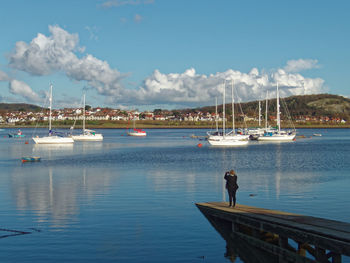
xmin=196 ymin=202 xmax=350 ymax=263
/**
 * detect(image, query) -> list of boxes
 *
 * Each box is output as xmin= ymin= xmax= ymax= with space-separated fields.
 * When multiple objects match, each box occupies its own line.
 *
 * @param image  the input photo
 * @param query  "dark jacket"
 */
xmin=224 ymin=173 xmax=238 ymax=191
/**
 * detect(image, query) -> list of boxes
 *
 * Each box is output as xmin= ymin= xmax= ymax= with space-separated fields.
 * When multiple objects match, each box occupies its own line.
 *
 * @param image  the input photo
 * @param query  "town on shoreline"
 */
xmin=1 ymin=93 xmax=349 ymax=129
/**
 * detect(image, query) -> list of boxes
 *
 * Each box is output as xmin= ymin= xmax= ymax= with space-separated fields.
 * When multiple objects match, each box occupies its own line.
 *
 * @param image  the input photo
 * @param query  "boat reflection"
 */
xmin=10 ymin=166 xmax=115 ymax=226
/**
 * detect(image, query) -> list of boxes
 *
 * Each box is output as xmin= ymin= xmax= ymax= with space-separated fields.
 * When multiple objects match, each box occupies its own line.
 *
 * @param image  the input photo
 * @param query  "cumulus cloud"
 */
xmin=133 ymin=67 xmax=325 ymax=107
xmin=7 ymin=25 xmax=325 ymax=108
xmin=134 ymin=14 xmax=143 ymax=23
xmin=284 ymin=59 xmax=319 ymax=73
xmin=9 ymin=25 xmax=125 ymax=99
xmin=0 ymin=70 xmax=9 ymax=81
xmin=101 ymin=0 xmax=154 ymax=8
xmin=9 ymin=80 xmax=42 ymax=103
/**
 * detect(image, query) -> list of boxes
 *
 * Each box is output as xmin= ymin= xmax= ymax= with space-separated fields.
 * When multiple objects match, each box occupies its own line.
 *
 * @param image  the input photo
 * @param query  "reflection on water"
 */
xmin=0 ymin=128 xmax=349 ymax=262
xmin=10 ymin=165 xmax=115 ymax=227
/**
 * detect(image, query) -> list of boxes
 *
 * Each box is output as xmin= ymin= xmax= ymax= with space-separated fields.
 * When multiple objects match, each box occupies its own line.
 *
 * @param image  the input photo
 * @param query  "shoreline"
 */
xmin=1 ymin=123 xmax=350 ymax=129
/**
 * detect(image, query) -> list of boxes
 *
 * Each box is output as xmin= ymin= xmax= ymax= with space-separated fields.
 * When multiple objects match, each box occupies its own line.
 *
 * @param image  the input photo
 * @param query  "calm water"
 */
xmin=0 ymin=128 xmax=349 ymax=262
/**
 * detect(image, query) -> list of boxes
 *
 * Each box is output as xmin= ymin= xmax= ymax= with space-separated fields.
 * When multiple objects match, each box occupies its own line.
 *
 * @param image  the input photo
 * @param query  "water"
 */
xmin=0 ymin=128 xmax=349 ymax=262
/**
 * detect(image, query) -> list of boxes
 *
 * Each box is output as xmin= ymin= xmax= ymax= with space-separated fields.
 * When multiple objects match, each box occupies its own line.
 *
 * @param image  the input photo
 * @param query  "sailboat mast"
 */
xmin=83 ymin=93 xmax=86 ymax=132
xmin=215 ymin=97 xmax=218 ymax=132
xmin=258 ymin=100 xmax=261 ymax=127
xmin=277 ymin=83 xmax=281 ymax=133
xmin=265 ymin=91 xmax=268 ymax=130
xmin=49 ymin=83 xmax=52 ymax=133
xmin=223 ymin=81 xmax=226 ymax=138
xmin=231 ymin=80 xmax=235 ymax=134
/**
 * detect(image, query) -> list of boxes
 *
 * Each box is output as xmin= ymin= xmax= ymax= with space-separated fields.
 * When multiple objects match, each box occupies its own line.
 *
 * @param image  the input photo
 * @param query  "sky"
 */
xmin=0 ymin=0 xmax=349 ymax=110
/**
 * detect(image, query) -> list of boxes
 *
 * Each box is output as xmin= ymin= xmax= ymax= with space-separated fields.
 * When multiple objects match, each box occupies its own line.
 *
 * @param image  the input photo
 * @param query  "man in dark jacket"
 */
xmin=224 ymin=170 xmax=239 ymax=207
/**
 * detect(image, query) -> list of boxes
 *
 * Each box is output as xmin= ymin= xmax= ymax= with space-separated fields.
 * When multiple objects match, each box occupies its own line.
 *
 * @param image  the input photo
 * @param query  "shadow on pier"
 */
xmin=196 ymin=202 xmax=350 ymax=263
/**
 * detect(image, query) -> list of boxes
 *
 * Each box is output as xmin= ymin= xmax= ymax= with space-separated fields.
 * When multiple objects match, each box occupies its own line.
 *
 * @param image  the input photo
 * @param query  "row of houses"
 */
xmin=0 ymin=107 xmax=347 ymax=124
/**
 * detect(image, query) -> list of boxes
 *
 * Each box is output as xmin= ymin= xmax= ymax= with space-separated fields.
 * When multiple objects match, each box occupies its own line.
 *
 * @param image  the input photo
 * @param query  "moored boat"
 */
xmin=127 ymin=128 xmax=147 ymax=137
xmin=21 ymin=156 xmax=41 ymax=163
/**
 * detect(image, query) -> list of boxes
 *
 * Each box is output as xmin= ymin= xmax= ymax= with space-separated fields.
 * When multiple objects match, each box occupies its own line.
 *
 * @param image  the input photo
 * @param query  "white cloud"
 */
xmin=9 ymin=80 xmax=42 ymax=103
xmin=0 ymin=70 xmax=9 ymax=81
xmin=101 ymin=0 xmax=154 ymax=8
xmin=284 ymin=59 xmax=319 ymax=73
xmin=7 ymin=25 xmax=326 ymax=108
xmin=9 ymin=25 xmax=125 ymax=99
xmin=132 ymin=67 xmax=325 ymax=107
xmin=134 ymin=14 xmax=143 ymax=23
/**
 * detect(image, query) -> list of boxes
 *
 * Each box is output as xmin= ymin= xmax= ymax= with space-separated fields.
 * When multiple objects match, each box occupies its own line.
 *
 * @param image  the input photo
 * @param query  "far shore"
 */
xmin=1 ymin=121 xmax=349 ymax=129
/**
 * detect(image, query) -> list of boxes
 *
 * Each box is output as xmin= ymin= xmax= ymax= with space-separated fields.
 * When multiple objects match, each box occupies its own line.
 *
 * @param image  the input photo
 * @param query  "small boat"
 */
xmin=8 ymin=129 xmax=25 ymax=138
xmin=127 ymin=128 xmax=147 ymax=137
xmin=313 ymin=133 xmax=322 ymax=137
xmin=33 ymin=84 xmax=74 ymax=144
xmin=21 ymin=156 xmax=41 ymax=163
xmin=127 ymin=116 xmax=147 ymax=137
xmin=71 ymin=94 xmax=103 ymax=141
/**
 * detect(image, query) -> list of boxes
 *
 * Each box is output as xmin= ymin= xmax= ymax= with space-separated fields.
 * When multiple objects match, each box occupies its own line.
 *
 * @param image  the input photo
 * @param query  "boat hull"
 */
xmin=71 ymin=134 xmax=103 ymax=141
xmin=127 ymin=132 xmax=147 ymax=137
xmin=21 ymin=156 xmax=41 ymax=163
xmin=8 ymin=134 xmax=25 ymax=138
xmin=257 ymin=134 xmax=296 ymax=141
xmin=33 ymin=136 xmax=74 ymax=144
xmin=208 ymin=138 xmax=249 ymax=146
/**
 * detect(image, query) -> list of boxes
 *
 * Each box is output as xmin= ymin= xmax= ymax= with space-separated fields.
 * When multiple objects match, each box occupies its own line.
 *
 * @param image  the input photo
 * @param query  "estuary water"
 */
xmin=0 ymin=128 xmax=349 ymax=263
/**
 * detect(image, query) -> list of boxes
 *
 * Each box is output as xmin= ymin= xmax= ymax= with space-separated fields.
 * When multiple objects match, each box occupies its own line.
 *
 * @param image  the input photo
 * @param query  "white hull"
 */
xmin=72 ymin=134 xmax=103 ymax=141
xmin=258 ymin=134 xmax=296 ymax=141
xmin=208 ymin=138 xmax=249 ymax=146
xmin=127 ymin=132 xmax=147 ymax=137
xmin=33 ymin=136 xmax=74 ymax=144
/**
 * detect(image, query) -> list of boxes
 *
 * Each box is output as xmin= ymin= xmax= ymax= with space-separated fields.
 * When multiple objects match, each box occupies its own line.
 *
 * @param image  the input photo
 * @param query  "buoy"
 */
xmin=197 ymin=143 xmax=203 ymax=148
xmin=25 ymin=141 xmax=29 ymax=144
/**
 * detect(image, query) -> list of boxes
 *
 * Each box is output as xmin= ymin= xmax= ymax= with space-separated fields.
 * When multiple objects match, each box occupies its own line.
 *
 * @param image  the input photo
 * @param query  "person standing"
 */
xmin=224 ymin=170 xmax=239 ymax=207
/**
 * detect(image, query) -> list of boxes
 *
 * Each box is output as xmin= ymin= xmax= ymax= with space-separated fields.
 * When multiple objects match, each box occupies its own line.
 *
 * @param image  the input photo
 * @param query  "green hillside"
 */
xmin=0 ymin=103 xmax=43 ymax=112
xmin=189 ymin=94 xmax=350 ymax=119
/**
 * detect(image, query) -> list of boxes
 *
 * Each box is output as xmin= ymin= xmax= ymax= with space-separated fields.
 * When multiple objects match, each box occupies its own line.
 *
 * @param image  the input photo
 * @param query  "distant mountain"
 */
xmin=0 ymin=103 xmax=43 ymax=112
xmin=182 ymin=94 xmax=350 ymax=119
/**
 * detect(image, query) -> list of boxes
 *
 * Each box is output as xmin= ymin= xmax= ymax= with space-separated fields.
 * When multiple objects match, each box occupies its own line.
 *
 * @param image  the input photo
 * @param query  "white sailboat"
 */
xmin=225 ymin=80 xmax=250 ymax=141
xmin=33 ymin=84 xmax=74 ymax=144
xmin=206 ymin=97 xmax=224 ymax=139
xmin=71 ymin=94 xmax=103 ymax=141
xmin=208 ymin=81 xmax=249 ymax=146
xmin=246 ymin=91 xmax=276 ymax=140
xmin=258 ymin=83 xmax=296 ymax=142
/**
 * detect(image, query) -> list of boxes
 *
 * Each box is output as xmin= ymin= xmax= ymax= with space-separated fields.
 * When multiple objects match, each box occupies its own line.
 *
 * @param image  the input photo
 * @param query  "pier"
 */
xmin=196 ymin=202 xmax=350 ymax=263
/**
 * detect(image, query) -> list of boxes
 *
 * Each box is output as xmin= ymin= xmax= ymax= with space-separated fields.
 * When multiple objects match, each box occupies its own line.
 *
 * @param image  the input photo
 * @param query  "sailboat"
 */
xmin=206 ymin=97 xmax=223 ymax=139
xmin=71 ymin=94 xmax=103 ymax=141
xmin=246 ymin=91 xmax=275 ymax=140
xmin=33 ymin=84 xmax=74 ymax=144
xmin=258 ymin=83 xmax=296 ymax=141
xmin=208 ymin=81 xmax=249 ymax=146
xmin=127 ymin=114 xmax=147 ymax=137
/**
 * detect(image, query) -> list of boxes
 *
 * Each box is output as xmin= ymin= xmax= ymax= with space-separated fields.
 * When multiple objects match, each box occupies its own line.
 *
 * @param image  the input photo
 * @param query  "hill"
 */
xmin=184 ymin=94 xmax=350 ymax=119
xmin=0 ymin=103 xmax=43 ymax=113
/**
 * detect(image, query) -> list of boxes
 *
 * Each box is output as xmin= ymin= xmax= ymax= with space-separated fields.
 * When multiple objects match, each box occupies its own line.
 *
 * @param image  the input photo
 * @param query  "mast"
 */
xmin=276 ymin=83 xmax=281 ymax=133
xmin=215 ymin=97 xmax=218 ymax=132
xmin=223 ymin=81 xmax=226 ymax=138
xmin=231 ymin=80 xmax=235 ymax=134
xmin=49 ymin=83 xmax=52 ymax=134
xmin=265 ymin=90 xmax=268 ymax=130
xmin=83 ymin=93 xmax=86 ymax=133
xmin=258 ymin=100 xmax=261 ymax=127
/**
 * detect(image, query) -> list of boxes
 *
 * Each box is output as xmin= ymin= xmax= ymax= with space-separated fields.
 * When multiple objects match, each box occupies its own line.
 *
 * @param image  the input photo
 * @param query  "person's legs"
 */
xmin=232 ymin=190 xmax=237 ymax=207
xmin=228 ymin=190 xmax=233 ymax=207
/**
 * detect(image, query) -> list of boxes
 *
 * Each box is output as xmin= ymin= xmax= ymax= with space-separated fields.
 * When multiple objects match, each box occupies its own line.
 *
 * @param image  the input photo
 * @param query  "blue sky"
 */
xmin=0 ymin=0 xmax=349 ymax=110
